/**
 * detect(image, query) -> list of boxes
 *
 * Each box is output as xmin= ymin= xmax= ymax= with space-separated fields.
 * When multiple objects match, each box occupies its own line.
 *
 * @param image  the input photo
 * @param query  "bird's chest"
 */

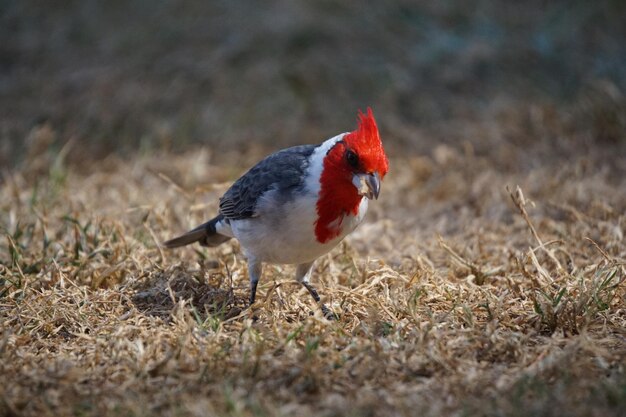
xmin=230 ymin=191 xmax=368 ymax=264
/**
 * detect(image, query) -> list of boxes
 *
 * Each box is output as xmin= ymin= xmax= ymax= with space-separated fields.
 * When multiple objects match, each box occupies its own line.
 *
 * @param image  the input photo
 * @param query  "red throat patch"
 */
xmin=314 ymin=108 xmax=388 ymax=243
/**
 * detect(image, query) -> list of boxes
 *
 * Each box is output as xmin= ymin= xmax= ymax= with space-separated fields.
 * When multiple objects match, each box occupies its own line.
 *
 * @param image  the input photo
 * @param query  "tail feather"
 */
xmin=162 ymin=215 xmax=231 ymax=248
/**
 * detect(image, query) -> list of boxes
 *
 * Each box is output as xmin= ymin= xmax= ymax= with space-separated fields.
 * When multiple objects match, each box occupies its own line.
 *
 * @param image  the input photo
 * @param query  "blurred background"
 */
xmin=2 ymin=0 xmax=625 ymax=170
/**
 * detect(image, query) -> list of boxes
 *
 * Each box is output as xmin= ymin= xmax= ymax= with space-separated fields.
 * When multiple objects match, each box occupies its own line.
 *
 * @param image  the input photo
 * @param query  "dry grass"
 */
xmin=1 ymin=101 xmax=625 ymax=416
xmin=2 ymin=3 xmax=625 ymax=415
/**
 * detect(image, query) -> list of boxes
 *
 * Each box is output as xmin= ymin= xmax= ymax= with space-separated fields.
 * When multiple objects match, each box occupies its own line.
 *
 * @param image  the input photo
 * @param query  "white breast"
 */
xmin=225 ymin=133 xmax=369 ymax=265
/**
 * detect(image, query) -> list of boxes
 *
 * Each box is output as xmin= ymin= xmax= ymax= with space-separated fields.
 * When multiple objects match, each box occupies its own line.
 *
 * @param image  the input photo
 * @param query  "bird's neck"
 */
xmin=314 ymin=146 xmax=362 ymax=244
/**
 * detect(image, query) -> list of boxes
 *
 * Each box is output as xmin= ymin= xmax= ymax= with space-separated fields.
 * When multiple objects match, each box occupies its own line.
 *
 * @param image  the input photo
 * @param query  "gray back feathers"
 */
xmin=219 ymin=145 xmax=317 ymax=220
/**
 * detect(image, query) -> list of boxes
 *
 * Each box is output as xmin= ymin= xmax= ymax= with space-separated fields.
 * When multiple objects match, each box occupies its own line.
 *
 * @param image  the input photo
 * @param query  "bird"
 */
xmin=163 ymin=108 xmax=389 ymax=318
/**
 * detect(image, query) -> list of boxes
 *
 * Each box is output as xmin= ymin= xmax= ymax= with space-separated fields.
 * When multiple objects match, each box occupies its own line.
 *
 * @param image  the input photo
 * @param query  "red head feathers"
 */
xmin=341 ymin=108 xmax=389 ymax=179
xmin=315 ymin=108 xmax=389 ymax=243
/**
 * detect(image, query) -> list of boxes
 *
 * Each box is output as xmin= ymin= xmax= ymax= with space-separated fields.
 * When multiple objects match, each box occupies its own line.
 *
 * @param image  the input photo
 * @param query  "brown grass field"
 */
xmin=2 ymin=2 xmax=626 ymax=416
xmin=2 ymin=100 xmax=625 ymax=416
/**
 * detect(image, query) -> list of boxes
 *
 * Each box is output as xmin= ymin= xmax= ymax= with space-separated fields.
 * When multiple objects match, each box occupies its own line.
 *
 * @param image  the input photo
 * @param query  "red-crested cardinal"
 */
xmin=163 ymin=108 xmax=389 ymax=318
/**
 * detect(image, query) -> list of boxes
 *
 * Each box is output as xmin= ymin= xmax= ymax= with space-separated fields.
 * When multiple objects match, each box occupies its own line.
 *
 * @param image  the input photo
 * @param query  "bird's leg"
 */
xmin=248 ymin=260 xmax=262 ymax=306
xmin=295 ymin=262 xmax=337 ymax=320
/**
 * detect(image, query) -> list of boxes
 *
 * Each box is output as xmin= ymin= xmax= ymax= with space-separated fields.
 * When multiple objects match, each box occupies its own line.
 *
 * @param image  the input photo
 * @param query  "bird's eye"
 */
xmin=346 ymin=149 xmax=359 ymax=169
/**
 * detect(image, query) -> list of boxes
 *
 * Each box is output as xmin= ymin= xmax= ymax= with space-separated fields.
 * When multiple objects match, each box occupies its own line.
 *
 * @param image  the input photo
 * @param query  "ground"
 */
xmin=1 ymin=2 xmax=626 ymax=417
xmin=2 ymin=111 xmax=625 ymax=416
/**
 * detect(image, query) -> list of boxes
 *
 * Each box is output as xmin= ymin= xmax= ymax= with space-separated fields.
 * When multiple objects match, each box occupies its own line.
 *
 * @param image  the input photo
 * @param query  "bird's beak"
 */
xmin=352 ymin=172 xmax=381 ymax=200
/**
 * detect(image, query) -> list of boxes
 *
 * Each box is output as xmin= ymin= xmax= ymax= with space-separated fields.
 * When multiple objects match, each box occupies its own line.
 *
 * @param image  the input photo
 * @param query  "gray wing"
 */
xmin=219 ymin=145 xmax=317 ymax=220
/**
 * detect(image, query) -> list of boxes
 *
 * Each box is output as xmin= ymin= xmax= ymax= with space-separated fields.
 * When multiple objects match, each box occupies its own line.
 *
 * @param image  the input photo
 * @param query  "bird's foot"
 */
xmin=320 ymin=304 xmax=339 ymax=321
xmin=245 ymin=300 xmax=259 ymax=322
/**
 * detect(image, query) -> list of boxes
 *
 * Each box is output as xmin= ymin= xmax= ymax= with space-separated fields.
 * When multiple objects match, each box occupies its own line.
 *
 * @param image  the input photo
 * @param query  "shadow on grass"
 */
xmin=131 ymin=265 xmax=248 ymax=321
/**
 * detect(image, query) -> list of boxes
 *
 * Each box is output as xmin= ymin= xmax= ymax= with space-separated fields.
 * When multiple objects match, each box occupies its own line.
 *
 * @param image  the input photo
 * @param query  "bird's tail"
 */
xmin=162 ymin=215 xmax=231 ymax=248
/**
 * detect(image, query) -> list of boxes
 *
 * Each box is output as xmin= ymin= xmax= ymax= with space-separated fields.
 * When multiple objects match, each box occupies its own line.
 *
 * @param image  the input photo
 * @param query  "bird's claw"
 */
xmin=321 ymin=304 xmax=339 ymax=321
